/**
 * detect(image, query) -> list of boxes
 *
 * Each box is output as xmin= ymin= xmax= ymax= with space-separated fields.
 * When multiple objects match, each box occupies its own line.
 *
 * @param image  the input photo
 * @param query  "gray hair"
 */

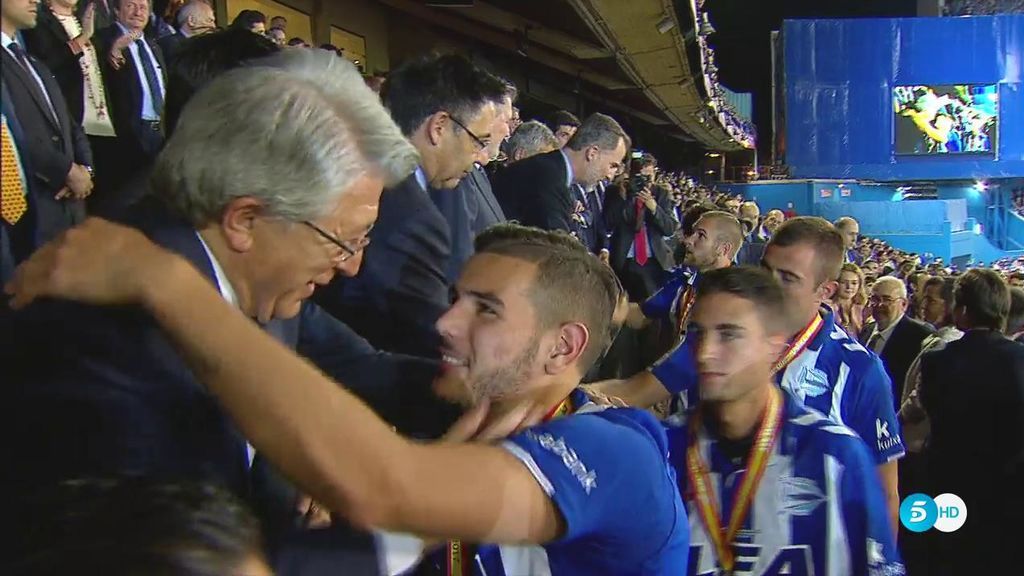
xmin=175 ymin=1 xmax=209 ymax=27
xmin=506 ymin=120 xmax=558 ymax=162
xmin=873 ymin=276 xmax=908 ymax=299
xmin=565 ymin=112 xmax=631 ymax=152
xmin=153 ymin=49 xmax=419 ymax=226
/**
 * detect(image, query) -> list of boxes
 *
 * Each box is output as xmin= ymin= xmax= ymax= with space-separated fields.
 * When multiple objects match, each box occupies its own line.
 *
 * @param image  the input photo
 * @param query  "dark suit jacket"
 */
xmin=156 ymin=32 xmax=188 ymax=65
xmin=737 ymin=232 xmax=766 ymax=266
xmin=919 ymin=329 xmax=1024 ymax=575
xmin=1 ymin=81 xmax=37 ymax=275
xmin=860 ymin=316 xmax=935 ymax=410
xmin=0 ymin=200 xmax=453 ymax=571
xmin=22 ymin=5 xmax=88 ymax=125
xmin=94 ymin=23 xmax=166 ymax=157
xmin=491 ymin=149 xmax=574 ymax=233
xmin=467 ymin=163 xmax=505 ymax=233
xmin=315 ymin=173 xmax=451 ymax=358
xmin=1 ymin=44 xmax=90 ymax=245
xmin=606 ymin=184 xmax=679 ymax=272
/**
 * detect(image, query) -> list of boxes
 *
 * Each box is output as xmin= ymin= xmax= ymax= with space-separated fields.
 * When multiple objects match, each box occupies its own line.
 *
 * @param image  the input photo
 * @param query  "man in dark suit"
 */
xmin=430 ymin=85 xmax=513 ymax=282
xmin=2 ymin=0 xmax=93 ymax=249
xmin=606 ymin=154 xmax=679 ymax=302
xmin=570 ymin=181 xmax=609 ymax=258
xmin=156 ymin=0 xmax=215 ymax=64
xmin=492 ymin=112 xmax=628 ymax=236
xmin=920 ymin=269 xmax=1023 ymax=576
xmin=314 ymin=54 xmax=506 ymax=358
xmin=92 ymin=0 xmax=166 ymax=213
xmin=1 ymin=50 xmax=449 ymax=575
xmin=2 ymin=81 xmax=37 ymax=279
xmin=860 ymin=276 xmax=935 ymax=410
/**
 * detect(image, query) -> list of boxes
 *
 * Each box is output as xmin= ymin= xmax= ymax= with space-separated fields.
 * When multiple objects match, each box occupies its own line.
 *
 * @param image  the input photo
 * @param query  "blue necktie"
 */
xmin=134 ymin=39 xmax=164 ymax=114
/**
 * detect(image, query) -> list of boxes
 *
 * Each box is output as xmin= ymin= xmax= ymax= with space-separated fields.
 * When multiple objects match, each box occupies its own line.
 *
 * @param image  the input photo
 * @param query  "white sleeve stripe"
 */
xmin=501 ymin=441 xmax=556 ymax=497
xmin=831 ymin=362 xmax=850 ymax=426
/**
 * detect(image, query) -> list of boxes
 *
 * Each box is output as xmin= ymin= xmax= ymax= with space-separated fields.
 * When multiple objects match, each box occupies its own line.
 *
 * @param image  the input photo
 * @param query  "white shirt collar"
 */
xmin=413 ymin=166 xmax=428 ymax=192
xmin=195 ymin=232 xmax=239 ymax=307
xmin=1 ymin=32 xmax=15 ymax=50
xmin=558 ymin=148 xmax=575 ymax=188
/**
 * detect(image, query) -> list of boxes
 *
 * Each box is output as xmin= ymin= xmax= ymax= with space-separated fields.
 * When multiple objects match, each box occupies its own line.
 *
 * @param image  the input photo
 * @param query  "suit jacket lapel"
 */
xmin=1 ymin=50 xmax=60 ymax=132
xmin=473 ymin=167 xmax=505 ymax=222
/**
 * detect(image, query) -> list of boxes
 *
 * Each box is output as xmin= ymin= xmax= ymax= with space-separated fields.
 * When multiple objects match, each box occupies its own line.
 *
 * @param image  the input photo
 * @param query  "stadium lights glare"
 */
xmin=707 ymin=152 xmax=721 ymax=157
xmin=974 ymin=181 xmax=988 ymax=192
xmin=657 ymin=16 xmax=675 ymax=34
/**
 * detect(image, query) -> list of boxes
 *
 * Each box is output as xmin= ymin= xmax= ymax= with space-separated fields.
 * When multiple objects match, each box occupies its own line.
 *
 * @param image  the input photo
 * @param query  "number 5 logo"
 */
xmin=900 ymin=494 xmax=937 ymax=532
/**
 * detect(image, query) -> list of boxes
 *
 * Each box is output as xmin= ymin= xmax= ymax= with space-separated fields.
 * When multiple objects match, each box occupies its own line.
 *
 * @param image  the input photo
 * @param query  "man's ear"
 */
xmin=219 ymin=197 xmax=265 ymax=253
xmin=544 ymin=322 xmax=589 ymax=376
xmin=424 ymin=111 xmax=449 ymax=147
xmin=818 ymin=279 xmax=838 ymax=303
xmin=584 ymin=145 xmax=600 ymax=163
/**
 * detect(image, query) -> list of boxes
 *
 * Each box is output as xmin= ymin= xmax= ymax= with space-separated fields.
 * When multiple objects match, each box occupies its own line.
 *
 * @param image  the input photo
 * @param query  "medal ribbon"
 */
xmin=676 ymin=285 xmax=697 ymax=336
xmin=446 ymin=395 xmax=574 ymax=575
xmin=686 ymin=386 xmax=783 ymax=573
xmin=770 ymin=313 xmax=823 ymax=375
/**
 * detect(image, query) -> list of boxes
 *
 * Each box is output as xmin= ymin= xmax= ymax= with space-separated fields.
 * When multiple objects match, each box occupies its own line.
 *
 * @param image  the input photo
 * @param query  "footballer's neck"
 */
xmin=705 ymin=382 xmax=775 ymax=441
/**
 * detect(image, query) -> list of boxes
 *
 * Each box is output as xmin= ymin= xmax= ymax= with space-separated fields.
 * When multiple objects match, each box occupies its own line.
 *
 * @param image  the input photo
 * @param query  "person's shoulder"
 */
xmin=523 ymin=406 xmax=670 ymax=462
xmin=785 ymin=400 xmax=872 ymax=461
xmin=819 ymin=320 xmax=880 ymax=369
xmin=901 ymin=316 xmax=936 ymax=338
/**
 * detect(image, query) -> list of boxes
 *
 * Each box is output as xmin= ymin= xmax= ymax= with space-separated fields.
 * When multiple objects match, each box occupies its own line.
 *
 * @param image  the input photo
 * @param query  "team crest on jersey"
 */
xmin=779 ymin=476 xmax=826 ymax=516
xmin=796 ymin=366 xmax=830 ymax=399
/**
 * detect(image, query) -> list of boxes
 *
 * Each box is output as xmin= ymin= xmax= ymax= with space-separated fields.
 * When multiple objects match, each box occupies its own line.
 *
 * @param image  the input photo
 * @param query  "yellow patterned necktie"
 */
xmin=1 ymin=116 xmax=28 ymax=225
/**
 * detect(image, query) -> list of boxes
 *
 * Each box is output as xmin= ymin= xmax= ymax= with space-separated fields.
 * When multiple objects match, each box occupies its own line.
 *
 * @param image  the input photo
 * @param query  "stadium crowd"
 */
xmin=1 ymin=1 xmax=1021 ymax=576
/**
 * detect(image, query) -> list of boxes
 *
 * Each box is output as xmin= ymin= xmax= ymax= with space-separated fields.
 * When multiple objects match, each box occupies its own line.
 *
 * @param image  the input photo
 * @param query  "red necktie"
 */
xmin=634 ymin=197 xmax=649 ymax=266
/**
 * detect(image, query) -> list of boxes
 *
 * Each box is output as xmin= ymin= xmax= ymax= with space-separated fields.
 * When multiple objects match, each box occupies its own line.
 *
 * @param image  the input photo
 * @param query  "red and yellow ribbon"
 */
xmin=676 ymin=285 xmax=697 ymax=336
xmin=770 ymin=312 xmax=824 ymax=375
xmin=686 ymin=386 xmax=783 ymax=573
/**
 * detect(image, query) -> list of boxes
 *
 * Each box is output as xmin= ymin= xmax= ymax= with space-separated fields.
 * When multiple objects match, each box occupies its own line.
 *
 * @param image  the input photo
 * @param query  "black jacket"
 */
xmin=491 ymin=149 xmax=575 ymax=233
xmin=919 ymin=329 xmax=1024 ymax=575
xmin=606 ymin=183 xmax=679 ymax=272
xmin=860 ymin=315 xmax=935 ymax=409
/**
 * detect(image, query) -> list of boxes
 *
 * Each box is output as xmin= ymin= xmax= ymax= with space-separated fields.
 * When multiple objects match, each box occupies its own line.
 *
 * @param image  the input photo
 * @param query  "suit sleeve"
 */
xmin=645 ymin=187 xmax=679 ymax=237
xmin=536 ymin=179 xmax=575 ymax=233
xmin=835 ymin=435 xmax=905 ymax=576
xmin=22 ymin=22 xmax=81 ymax=80
xmin=296 ymin=303 xmax=459 ymax=438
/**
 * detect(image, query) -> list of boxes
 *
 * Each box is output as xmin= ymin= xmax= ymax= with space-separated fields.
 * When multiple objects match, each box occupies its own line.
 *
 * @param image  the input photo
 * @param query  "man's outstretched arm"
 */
xmin=5 ymin=219 xmax=560 ymax=544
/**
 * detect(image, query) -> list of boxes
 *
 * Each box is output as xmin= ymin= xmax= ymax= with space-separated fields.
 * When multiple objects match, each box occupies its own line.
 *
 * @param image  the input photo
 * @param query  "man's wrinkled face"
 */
xmin=435 ymin=254 xmax=553 ymax=405
xmin=870 ymin=282 xmax=907 ymax=329
xmin=578 ymin=138 xmax=626 ymax=189
xmin=240 ymin=174 xmax=382 ymax=323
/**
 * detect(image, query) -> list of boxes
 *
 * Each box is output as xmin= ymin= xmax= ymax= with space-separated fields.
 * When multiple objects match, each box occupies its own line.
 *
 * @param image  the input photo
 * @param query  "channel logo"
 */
xmin=899 ymin=493 xmax=967 ymax=533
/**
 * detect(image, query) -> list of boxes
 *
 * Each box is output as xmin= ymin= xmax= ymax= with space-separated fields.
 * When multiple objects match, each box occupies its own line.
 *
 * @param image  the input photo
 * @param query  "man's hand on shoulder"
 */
xmin=4 ymin=218 xmax=183 ymax=309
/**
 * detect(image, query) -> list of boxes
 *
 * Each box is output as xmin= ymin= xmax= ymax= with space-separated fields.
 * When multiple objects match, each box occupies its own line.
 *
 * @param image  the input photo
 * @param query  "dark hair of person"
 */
xmin=11 ymin=479 xmax=263 ymax=576
xmin=954 ymin=268 xmax=1011 ymax=331
xmin=1007 ymin=287 xmax=1024 ymax=334
xmin=474 ymin=223 xmax=620 ymax=371
xmin=565 ymin=112 xmax=631 ymax=153
xmin=768 ymin=216 xmax=845 ymax=283
xmin=382 ymin=53 xmax=508 ymax=137
xmin=230 ymin=9 xmax=266 ymax=31
xmin=164 ymin=28 xmax=280 ymax=137
xmin=546 ymin=109 xmax=580 ymax=131
xmin=696 ymin=266 xmax=787 ymax=333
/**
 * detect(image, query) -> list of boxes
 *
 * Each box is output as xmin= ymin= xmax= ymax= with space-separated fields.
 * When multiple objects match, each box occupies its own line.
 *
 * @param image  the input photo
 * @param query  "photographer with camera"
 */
xmin=606 ymin=153 xmax=679 ymax=303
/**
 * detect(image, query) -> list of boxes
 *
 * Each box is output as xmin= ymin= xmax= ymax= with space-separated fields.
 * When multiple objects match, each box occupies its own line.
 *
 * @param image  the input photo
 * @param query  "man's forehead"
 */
xmin=459 ymin=253 xmax=538 ymax=291
xmin=692 ymin=293 xmax=759 ymax=326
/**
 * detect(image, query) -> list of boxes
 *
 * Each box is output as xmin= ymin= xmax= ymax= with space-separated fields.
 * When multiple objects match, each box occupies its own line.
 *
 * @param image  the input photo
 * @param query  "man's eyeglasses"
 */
xmin=448 ymin=114 xmax=488 ymax=151
xmin=869 ymin=294 xmax=901 ymax=305
xmin=303 ymin=221 xmax=371 ymax=262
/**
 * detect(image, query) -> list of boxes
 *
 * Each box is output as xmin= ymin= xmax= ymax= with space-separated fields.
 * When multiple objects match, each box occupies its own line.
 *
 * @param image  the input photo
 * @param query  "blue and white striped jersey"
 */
xmin=667 ymin=391 xmax=905 ymax=576
xmin=651 ymin=307 xmax=905 ymax=464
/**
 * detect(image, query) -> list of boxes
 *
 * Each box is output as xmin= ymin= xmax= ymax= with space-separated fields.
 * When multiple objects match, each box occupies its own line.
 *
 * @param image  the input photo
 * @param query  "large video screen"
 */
xmin=893 ymin=84 xmax=998 ymax=155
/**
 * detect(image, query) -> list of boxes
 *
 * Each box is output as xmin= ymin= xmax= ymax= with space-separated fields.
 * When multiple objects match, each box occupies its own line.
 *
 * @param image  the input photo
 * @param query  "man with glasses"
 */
xmin=0 ymin=51 xmax=456 ymax=574
xmin=859 ymin=277 xmax=935 ymax=412
xmin=313 ymin=53 xmax=507 ymax=358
